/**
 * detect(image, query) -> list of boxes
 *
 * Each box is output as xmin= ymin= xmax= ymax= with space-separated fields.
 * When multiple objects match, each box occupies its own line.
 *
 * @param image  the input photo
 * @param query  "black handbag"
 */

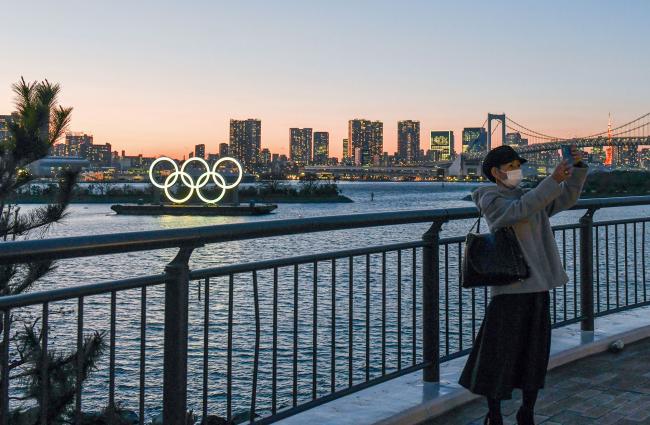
xmin=461 ymin=212 xmax=530 ymax=288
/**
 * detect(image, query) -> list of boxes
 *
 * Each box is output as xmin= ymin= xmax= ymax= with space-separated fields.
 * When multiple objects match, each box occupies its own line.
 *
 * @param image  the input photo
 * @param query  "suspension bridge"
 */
xmin=466 ymin=111 xmax=650 ymax=161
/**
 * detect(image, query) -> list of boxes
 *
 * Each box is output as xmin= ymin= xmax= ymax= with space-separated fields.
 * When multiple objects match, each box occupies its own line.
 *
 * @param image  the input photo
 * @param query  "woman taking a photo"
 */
xmin=458 ymin=144 xmax=588 ymax=425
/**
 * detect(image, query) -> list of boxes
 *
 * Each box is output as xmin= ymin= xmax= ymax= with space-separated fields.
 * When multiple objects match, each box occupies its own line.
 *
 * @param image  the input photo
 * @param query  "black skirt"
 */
xmin=458 ymin=291 xmax=551 ymax=400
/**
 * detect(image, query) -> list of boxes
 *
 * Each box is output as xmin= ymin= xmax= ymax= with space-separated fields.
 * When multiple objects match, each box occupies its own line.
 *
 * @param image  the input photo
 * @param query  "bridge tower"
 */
xmin=487 ymin=113 xmax=506 ymax=151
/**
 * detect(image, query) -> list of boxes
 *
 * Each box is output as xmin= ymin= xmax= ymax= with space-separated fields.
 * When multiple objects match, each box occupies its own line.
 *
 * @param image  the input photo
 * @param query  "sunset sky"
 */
xmin=2 ymin=0 xmax=649 ymax=159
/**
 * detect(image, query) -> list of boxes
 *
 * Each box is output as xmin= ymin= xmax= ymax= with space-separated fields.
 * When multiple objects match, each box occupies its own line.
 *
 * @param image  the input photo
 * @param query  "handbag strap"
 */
xmin=469 ymin=209 xmax=482 ymax=233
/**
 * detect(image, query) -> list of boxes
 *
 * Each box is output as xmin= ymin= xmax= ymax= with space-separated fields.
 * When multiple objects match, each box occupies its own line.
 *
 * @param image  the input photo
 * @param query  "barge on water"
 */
xmin=110 ymin=203 xmax=277 ymax=216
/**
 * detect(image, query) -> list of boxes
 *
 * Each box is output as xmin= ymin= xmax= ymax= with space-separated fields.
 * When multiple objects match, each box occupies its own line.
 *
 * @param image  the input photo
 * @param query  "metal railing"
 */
xmin=0 ymin=195 xmax=649 ymax=424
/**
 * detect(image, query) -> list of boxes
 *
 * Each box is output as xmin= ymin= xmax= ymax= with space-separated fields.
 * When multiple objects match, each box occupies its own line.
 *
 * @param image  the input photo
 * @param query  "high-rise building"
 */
xmin=88 ymin=143 xmax=112 ymax=166
xmin=0 ymin=114 xmax=17 ymax=142
xmin=260 ymin=148 xmax=271 ymax=164
xmin=504 ymin=132 xmax=522 ymax=147
xmin=430 ymin=131 xmax=454 ymax=161
xmin=219 ymin=143 xmax=229 ymax=157
xmin=313 ymin=132 xmax=329 ymax=164
xmin=194 ymin=144 xmax=205 ymax=159
xmin=289 ymin=128 xmax=313 ymax=164
xmin=65 ymin=132 xmax=93 ymax=157
xmin=348 ymin=119 xmax=383 ymax=165
xmin=462 ymin=127 xmax=487 ymax=153
xmin=342 ymin=139 xmax=349 ymax=162
xmin=397 ymin=120 xmax=420 ymax=163
xmin=229 ymin=119 xmax=261 ymax=169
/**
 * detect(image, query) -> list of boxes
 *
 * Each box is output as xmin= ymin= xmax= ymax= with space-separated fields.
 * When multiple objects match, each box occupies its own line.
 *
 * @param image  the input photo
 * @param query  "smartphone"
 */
xmin=561 ymin=144 xmax=574 ymax=166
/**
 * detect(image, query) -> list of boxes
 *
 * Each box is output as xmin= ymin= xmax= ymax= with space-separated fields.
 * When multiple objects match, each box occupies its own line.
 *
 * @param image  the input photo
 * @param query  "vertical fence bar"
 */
xmin=634 ymin=223 xmax=638 ymax=305
xmin=139 ymin=286 xmax=146 ymax=425
xmin=41 ymin=302 xmax=49 ymax=424
xmin=75 ymin=297 xmax=84 ymax=424
xmin=641 ymin=221 xmax=648 ymax=302
xmin=580 ymin=209 xmax=595 ymax=331
xmin=595 ymin=226 xmax=600 ymax=314
xmin=573 ymin=228 xmax=577 ymax=317
xmin=381 ymin=251 xmax=386 ymax=376
xmin=109 ymin=291 xmax=116 ymax=408
xmin=458 ymin=242 xmax=463 ymax=351
xmin=614 ymin=224 xmax=621 ymax=308
xmin=1 ymin=310 xmax=11 ymax=425
xmin=202 ymin=278 xmax=210 ymax=421
xmin=293 ymin=265 xmax=298 ymax=407
xmin=397 ymin=250 xmax=402 ymax=369
xmin=227 ymin=273 xmax=234 ymax=420
xmin=562 ymin=230 xmax=567 ymax=322
xmin=163 ymin=247 xmax=193 ymax=424
xmin=624 ymin=223 xmax=629 ymax=305
xmin=250 ymin=271 xmax=260 ymax=419
xmin=272 ymin=268 xmax=278 ymax=413
xmin=422 ymin=220 xmax=444 ymax=382
xmin=366 ymin=254 xmax=371 ymax=381
xmin=444 ymin=244 xmax=449 ymax=357
xmin=606 ymin=226 xmax=610 ymax=310
xmin=412 ymin=247 xmax=417 ymax=366
xmin=348 ymin=256 xmax=354 ymax=387
xmin=312 ymin=261 xmax=318 ymax=400
xmin=332 ymin=259 xmax=337 ymax=392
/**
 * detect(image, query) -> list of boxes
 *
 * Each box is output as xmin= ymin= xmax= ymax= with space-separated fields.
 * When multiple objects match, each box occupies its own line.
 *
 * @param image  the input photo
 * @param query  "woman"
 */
xmin=458 ymin=144 xmax=588 ymax=425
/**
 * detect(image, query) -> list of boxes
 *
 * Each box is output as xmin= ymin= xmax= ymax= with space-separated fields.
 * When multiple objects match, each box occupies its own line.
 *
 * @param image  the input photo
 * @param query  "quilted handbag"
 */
xmin=461 ymin=213 xmax=530 ymax=288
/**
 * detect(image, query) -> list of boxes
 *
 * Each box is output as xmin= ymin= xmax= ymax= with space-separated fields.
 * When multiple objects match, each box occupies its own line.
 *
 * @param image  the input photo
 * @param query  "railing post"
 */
xmin=580 ymin=208 xmax=597 ymax=332
xmin=163 ymin=246 xmax=195 ymax=423
xmin=422 ymin=219 xmax=445 ymax=382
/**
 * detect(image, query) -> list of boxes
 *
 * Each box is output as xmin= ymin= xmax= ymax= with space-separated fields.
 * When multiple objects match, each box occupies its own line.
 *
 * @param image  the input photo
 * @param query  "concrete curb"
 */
xmin=377 ymin=325 xmax=650 ymax=425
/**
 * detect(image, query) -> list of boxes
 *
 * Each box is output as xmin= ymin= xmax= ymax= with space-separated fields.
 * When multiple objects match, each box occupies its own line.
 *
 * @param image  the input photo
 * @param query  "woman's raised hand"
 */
xmin=552 ymin=160 xmax=573 ymax=183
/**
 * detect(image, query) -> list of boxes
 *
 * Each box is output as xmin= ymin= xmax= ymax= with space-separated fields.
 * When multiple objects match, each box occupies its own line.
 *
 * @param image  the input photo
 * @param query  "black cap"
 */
xmin=481 ymin=145 xmax=528 ymax=183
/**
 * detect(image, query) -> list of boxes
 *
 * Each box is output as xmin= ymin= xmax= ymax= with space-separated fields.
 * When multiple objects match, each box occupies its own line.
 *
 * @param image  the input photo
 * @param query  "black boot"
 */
xmin=483 ymin=412 xmax=503 ymax=425
xmin=516 ymin=406 xmax=535 ymax=425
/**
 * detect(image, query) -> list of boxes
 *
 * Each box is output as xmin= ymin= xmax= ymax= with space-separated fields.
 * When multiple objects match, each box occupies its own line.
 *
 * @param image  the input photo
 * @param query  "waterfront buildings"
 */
xmin=229 ymin=119 xmax=261 ymax=170
xmin=289 ymin=128 xmax=313 ymax=165
xmin=194 ymin=144 xmax=205 ymax=159
xmin=313 ymin=132 xmax=329 ymax=164
xmin=430 ymin=130 xmax=454 ymax=161
xmin=348 ymin=119 xmax=383 ymax=165
xmin=462 ymin=127 xmax=488 ymax=153
xmin=397 ymin=120 xmax=420 ymax=163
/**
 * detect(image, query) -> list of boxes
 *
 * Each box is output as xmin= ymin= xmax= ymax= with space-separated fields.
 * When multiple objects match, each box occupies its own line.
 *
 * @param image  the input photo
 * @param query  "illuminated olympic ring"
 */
xmin=148 ymin=156 xmax=243 ymax=204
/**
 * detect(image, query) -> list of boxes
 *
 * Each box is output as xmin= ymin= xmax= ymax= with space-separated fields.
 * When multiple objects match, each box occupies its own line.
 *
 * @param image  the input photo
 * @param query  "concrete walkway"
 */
xmin=422 ymin=336 xmax=650 ymax=425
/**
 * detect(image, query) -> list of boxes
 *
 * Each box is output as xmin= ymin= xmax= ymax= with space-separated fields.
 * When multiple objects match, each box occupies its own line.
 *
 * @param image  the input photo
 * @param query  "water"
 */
xmin=9 ymin=182 xmax=650 ymax=421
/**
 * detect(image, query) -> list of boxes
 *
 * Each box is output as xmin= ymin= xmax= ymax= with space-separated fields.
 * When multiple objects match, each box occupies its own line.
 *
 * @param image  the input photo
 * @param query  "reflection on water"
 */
xmin=12 ymin=182 xmax=650 ymax=421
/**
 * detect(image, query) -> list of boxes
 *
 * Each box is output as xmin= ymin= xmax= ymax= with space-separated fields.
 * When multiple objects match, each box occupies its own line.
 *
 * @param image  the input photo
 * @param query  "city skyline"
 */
xmin=1 ymin=1 xmax=649 ymax=159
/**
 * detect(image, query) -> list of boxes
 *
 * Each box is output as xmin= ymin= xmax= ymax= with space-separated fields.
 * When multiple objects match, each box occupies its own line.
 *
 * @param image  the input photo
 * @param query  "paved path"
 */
xmin=422 ymin=337 xmax=650 ymax=425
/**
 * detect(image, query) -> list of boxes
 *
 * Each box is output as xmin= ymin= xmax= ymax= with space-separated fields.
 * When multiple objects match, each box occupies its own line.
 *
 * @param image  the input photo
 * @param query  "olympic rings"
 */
xmin=149 ymin=156 xmax=243 ymax=204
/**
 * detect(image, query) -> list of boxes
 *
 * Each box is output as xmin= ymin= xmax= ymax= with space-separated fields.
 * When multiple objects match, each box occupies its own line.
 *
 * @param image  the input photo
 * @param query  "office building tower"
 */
xmin=0 ymin=114 xmax=17 ymax=142
xmin=504 ymin=132 xmax=523 ymax=147
xmin=342 ymin=139 xmax=349 ymax=162
xmin=229 ymin=119 xmax=261 ymax=168
xmin=397 ymin=120 xmax=420 ymax=163
xmin=219 ymin=143 xmax=229 ymax=157
xmin=348 ymin=119 xmax=383 ymax=165
xmin=430 ymin=131 xmax=454 ymax=161
xmin=194 ymin=144 xmax=205 ymax=159
xmin=65 ymin=132 xmax=93 ymax=157
xmin=260 ymin=148 xmax=271 ymax=164
xmin=313 ymin=132 xmax=329 ymax=164
xmin=289 ymin=128 xmax=313 ymax=164
xmin=462 ymin=127 xmax=488 ymax=153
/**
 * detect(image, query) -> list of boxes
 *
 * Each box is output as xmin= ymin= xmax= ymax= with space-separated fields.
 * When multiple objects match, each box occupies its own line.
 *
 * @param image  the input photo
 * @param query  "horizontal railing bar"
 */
xmin=2 ymin=195 xmax=649 ymax=264
xmin=594 ymin=217 xmax=650 ymax=227
xmin=189 ymin=240 xmax=424 ymax=279
xmin=0 ymin=274 xmax=167 ymax=310
xmin=594 ymin=300 xmax=650 ymax=318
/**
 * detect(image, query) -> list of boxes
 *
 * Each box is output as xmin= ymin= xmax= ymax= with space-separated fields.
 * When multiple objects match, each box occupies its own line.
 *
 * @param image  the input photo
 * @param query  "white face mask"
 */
xmin=501 ymin=169 xmax=523 ymax=188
